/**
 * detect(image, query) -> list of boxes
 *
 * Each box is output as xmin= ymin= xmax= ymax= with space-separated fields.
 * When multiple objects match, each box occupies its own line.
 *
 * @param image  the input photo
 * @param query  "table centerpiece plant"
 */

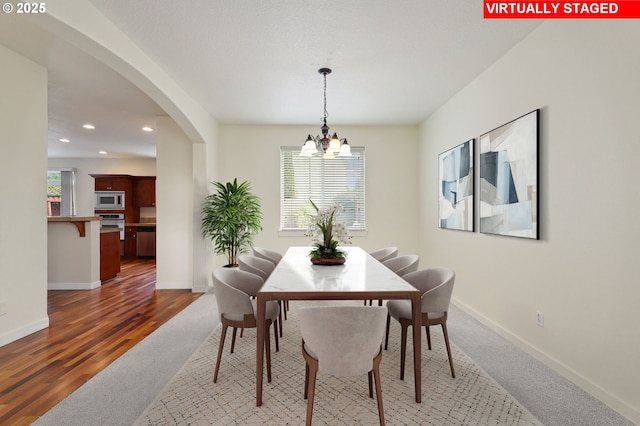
xmin=305 ymin=200 xmax=351 ymax=265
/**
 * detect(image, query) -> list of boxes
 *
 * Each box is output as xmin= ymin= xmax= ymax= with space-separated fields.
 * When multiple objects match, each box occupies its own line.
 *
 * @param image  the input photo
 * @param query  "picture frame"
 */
xmin=438 ymin=139 xmax=474 ymax=232
xmin=479 ymin=109 xmax=539 ymax=239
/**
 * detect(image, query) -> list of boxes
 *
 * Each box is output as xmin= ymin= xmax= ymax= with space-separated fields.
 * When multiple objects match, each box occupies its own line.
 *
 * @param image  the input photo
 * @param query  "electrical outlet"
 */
xmin=536 ymin=310 xmax=544 ymax=327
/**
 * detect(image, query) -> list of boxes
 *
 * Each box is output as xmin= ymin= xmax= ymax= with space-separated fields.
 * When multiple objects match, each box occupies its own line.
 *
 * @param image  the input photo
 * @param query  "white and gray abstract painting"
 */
xmin=479 ymin=109 xmax=539 ymax=239
xmin=439 ymin=139 xmax=474 ymax=231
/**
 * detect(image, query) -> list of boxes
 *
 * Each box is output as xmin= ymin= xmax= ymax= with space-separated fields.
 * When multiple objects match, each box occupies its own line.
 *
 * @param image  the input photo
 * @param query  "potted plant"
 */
xmin=201 ymin=178 xmax=262 ymax=267
xmin=305 ymin=200 xmax=351 ymax=264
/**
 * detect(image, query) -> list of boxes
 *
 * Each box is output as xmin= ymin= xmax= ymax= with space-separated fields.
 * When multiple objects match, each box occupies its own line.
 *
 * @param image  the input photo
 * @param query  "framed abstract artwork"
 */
xmin=479 ymin=109 xmax=539 ymax=239
xmin=438 ymin=139 xmax=474 ymax=231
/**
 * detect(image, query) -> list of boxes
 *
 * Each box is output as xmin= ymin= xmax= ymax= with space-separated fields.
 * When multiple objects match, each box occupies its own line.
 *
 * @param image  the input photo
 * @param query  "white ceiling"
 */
xmin=1 ymin=1 xmax=542 ymax=158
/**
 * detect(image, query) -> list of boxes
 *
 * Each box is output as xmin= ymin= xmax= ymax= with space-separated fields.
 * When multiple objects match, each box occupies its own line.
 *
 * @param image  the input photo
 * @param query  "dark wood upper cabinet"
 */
xmin=93 ymin=176 xmax=132 ymax=192
xmin=134 ymin=177 xmax=156 ymax=207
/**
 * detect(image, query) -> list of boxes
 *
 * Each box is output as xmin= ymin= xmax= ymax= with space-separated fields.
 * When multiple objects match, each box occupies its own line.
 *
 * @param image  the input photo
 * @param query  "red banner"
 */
xmin=484 ymin=1 xmax=640 ymax=18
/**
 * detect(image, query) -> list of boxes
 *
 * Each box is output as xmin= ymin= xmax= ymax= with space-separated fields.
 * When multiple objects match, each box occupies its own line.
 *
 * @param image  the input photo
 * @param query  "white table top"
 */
xmin=260 ymin=246 xmax=417 ymax=295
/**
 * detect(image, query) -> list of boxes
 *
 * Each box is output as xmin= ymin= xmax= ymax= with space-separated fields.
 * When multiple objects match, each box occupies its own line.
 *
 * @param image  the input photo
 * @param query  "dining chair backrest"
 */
xmin=382 ymin=254 xmax=419 ymax=277
xmin=299 ymin=305 xmax=387 ymax=377
xmin=212 ymin=268 xmax=263 ymax=320
xmin=253 ymin=247 xmax=282 ymax=265
xmin=369 ymin=247 xmax=398 ymax=262
xmin=238 ymin=254 xmax=275 ymax=281
xmin=403 ymin=268 xmax=455 ymax=313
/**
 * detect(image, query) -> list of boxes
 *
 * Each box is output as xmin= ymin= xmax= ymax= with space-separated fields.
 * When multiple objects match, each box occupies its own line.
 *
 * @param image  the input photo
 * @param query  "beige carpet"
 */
xmin=135 ymin=301 xmax=542 ymax=425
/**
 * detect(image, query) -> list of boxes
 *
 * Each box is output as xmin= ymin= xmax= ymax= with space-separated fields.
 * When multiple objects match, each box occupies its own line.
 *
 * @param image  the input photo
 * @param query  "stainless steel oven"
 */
xmin=99 ymin=213 xmax=125 ymax=241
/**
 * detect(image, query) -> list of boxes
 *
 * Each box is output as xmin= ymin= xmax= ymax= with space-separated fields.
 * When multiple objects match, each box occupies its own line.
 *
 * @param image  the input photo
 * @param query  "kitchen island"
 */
xmin=48 ymin=216 xmax=101 ymax=290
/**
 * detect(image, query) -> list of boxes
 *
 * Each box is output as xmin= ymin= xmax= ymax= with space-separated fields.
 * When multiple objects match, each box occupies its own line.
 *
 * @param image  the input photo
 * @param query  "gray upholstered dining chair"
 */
xmin=384 ymin=268 xmax=456 ymax=379
xmin=299 ymin=305 xmax=388 ymax=426
xmin=252 ymin=248 xmax=289 ymax=317
xmin=369 ymin=247 xmax=398 ymax=262
xmin=367 ymin=254 xmax=421 ymax=307
xmin=211 ymin=268 xmax=280 ymax=383
xmin=382 ymin=254 xmax=419 ymax=277
xmin=238 ymin=254 xmax=286 ymax=333
xmin=368 ymin=254 xmax=420 ymax=306
xmin=238 ymin=254 xmax=275 ymax=280
xmin=253 ymin=247 xmax=283 ymax=265
xmin=365 ymin=247 xmax=400 ymax=306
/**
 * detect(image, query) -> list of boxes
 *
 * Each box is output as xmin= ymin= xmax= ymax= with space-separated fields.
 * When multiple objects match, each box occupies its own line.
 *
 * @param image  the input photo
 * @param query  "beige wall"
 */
xmin=419 ymin=20 xmax=640 ymax=423
xmin=217 ymin=125 xmax=419 ymax=260
xmin=156 ymin=116 xmax=195 ymax=289
xmin=0 ymin=45 xmax=49 ymax=346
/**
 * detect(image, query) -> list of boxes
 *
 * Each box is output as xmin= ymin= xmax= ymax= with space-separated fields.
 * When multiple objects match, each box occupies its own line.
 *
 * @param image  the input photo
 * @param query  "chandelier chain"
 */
xmin=323 ymin=71 xmax=329 ymax=124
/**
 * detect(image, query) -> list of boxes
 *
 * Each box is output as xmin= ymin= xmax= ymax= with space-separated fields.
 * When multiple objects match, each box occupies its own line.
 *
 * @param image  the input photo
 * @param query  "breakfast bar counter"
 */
xmin=47 ymin=216 xmax=101 ymax=290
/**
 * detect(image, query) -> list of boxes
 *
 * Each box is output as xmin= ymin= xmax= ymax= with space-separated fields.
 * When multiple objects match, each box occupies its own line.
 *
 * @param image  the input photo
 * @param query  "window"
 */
xmin=47 ymin=169 xmax=76 ymax=216
xmin=280 ymin=146 xmax=365 ymax=231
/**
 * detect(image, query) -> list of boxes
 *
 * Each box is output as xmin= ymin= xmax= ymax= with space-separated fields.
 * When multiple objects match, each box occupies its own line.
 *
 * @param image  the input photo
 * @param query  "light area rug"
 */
xmin=135 ymin=301 xmax=542 ymax=425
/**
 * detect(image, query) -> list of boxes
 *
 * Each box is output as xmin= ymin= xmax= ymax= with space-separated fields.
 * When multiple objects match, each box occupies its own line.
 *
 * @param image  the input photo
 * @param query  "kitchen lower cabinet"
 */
xmin=124 ymin=226 xmax=137 ymax=258
xmin=100 ymin=230 xmax=121 ymax=281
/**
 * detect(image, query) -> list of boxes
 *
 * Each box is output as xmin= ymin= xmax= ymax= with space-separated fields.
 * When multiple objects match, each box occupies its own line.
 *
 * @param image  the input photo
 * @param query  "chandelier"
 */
xmin=300 ymin=68 xmax=351 ymax=159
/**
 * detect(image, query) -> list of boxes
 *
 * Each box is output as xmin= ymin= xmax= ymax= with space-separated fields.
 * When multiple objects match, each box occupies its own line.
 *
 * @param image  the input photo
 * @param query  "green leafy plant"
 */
xmin=201 ymin=178 xmax=262 ymax=266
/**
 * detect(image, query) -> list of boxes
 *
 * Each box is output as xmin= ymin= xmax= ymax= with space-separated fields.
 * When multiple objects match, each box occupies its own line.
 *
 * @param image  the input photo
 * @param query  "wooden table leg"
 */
xmin=256 ymin=293 xmax=265 ymax=406
xmin=411 ymin=292 xmax=422 ymax=403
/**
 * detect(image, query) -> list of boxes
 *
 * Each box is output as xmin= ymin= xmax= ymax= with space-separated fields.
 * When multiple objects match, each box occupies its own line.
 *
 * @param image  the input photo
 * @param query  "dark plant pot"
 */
xmin=310 ymin=257 xmax=346 ymax=266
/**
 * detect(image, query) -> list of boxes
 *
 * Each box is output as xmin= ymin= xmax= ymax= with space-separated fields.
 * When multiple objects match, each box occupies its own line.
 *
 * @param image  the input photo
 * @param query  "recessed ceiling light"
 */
xmin=98 ymin=151 xmax=107 ymax=155
xmin=142 ymin=126 xmax=153 ymax=132
xmin=59 ymin=138 xmax=70 ymax=143
xmin=83 ymin=124 xmax=95 ymax=129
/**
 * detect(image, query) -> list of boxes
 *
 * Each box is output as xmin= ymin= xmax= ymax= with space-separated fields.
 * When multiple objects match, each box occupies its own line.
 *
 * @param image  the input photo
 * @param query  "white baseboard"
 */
xmin=452 ymin=298 xmax=639 ymax=425
xmin=155 ymin=281 xmax=192 ymax=290
xmin=48 ymin=280 xmax=101 ymax=290
xmin=0 ymin=316 xmax=49 ymax=347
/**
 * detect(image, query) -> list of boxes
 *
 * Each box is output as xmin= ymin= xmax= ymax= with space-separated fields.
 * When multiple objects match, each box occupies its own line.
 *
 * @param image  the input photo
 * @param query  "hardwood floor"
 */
xmin=0 ymin=259 xmax=201 ymax=426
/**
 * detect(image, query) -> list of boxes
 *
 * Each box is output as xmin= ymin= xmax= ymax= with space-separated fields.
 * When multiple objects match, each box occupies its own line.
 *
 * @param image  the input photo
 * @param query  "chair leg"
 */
xmin=230 ymin=327 xmax=238 ymax=353
xmin=213 ymin=324 xmax=228 ymax=383
xmin=304 ymin=362 xmax=309 ymax=399
xmin=240 ymin=327 xmax=244 ymax=337
xmin=377 ymin=299 xmax=383 ymax=306
xmin=399 ymin=322 xmax=408 ymax=381
xmin=425 ymin=324 xmax=432 ymax=350
xmin=265 ymin=321 xmax=272 ymax=383
xmin=442 ymin=323 xmax=456 ymax=378
xmin=368 ymin=371 xmax=373 ymax=398
xmin=274 ymin=319 xmax=280 ymax=352
xmin=384 ymin=314 xmax=391 ymax=350
xmin=373 ymin=351 xmax=385 ymax=426
xmin=305 ymin=360 xmax=318 ymax=426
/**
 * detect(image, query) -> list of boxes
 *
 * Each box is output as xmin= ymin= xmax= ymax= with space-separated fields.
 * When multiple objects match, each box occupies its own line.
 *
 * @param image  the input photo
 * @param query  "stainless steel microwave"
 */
xmin=95 ymin=191 xmax=125 ymax=210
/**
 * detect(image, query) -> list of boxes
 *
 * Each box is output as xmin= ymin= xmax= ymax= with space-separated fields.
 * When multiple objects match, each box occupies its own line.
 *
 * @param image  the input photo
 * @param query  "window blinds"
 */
xmin=280 ymin=146 xmax=366 ymax=231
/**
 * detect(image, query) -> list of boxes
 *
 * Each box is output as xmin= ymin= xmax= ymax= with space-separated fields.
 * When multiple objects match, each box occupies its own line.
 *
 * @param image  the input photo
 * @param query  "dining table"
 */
xmin=255 ymin=246 xmax=423 ymax=406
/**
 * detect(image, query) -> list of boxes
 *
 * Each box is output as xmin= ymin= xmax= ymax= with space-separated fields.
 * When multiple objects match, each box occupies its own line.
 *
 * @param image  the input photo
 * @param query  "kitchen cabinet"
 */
xmin=134 ymin=177 xmax=156 ymax=207
xmin=91 ymin=174 xmax=139 ymax=224
xmin=124 ymin=226 xmax=137 ymax=258
xmin=100 ymin=230 xmax=121 ymax=281
xmin=93 ymin=175 xmax=132 ymax=192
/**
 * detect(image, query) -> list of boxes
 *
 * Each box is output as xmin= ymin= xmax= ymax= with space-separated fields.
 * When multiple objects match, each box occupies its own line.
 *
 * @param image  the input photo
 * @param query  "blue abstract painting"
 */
xmin=438 ymin=139 xmax=474 ymax=231
xmin=479 ymin=110 xmax=539 ymax=239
